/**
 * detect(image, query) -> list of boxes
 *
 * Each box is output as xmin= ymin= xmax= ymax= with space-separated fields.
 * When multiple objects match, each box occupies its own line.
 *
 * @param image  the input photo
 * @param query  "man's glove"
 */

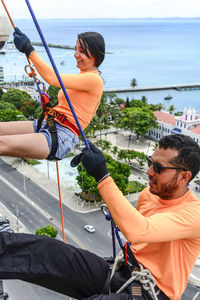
xmin=13 ymin=27 xmax=35 ymax=57
xmin=70 ymin=141 xmax=110 ymax=184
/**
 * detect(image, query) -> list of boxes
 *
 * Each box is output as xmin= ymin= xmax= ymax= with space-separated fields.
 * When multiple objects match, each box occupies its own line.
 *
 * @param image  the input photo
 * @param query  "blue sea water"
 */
xmin=1 ymin=18 xmax=200 ymax=112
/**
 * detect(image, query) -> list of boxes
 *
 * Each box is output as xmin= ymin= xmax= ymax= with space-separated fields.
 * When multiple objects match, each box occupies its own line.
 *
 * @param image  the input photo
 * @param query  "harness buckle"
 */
xmin=48 ymin=119 xmax=56 ymax=129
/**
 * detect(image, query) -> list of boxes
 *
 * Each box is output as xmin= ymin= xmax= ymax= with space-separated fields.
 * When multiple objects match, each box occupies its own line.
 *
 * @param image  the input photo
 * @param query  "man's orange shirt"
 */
xmin=30 ymin=52 xmax=104 ymax=134
xmin=98 ymin=177 xmax=200 ymax=300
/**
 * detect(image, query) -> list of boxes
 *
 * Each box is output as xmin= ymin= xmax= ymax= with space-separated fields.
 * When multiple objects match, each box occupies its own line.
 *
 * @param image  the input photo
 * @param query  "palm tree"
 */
xmin=130 ymin=78 xmax=137 ymax=88
xmin=141 ymin=96 xmax=147 ymax=104
xmin=168 ymin=105 xmax=175 ymax=114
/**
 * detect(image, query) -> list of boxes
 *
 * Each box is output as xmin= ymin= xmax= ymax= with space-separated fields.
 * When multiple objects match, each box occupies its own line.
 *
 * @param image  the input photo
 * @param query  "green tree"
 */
xmin=168 ymin=105 xmax=175 ymax=114
xmin=0 ymin=100 xmax=16 ymax=110
xmin=1 ymin=88 xmax=31 ymax=110
xmin=76 ymin=153 xmax=131 ymax=198
xmin=96 ymin=140 xmax=112 ymax=152
xmin=0 ymin=110 xmax=26 ymax=121
xmin=112 ymin=146 xmax=118 ymax=156
xmin=117 ymin=149 xmax=146 ymax=168
xmin=47 ymin=85 xmax=60 ymax=106
xmin=84 ymin=116 xmax=100 ymax=139
xmin=119 ymin=106 xmax=158 ymax=140
xmin=129 ymin=99 xmax=144 ymax=108
xmin=117 ymin=149 xmax=128 ymax=163
xmin=20 ymin=99 xmax=40 ymax=118
xmin=0 ymin=88 xmax=4 ymax=99
xmin=33 ymin=106 xmax=43 ymax=119
xmin=134 ymin=151 xmax=146 ymax=167
xmin=126 ymin=97 xmax=130 ymax=107
xmin=148 ymin=103 xmax=165 ymax=111
xmin=111 ymin=97 xmax=124 ymax=106
xmin=96 ymin=93 xmax=111 ymax=138
xmin=130 ymin=78 xmax=137 ymax=88
xmin=141 ymin=96 xmax=147 ymax=104
xmin=174 ymin=111 xmax=182 ymax=116
xmin=152 ymin=142 xmax=159 ymax=151
xmin=35 ymin=225 xmax=58 ymax=238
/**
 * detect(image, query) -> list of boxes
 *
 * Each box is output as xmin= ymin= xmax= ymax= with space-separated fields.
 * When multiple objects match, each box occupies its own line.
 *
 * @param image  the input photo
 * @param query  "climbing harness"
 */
xmin=111 ymin=250 xmax=159 ymax=300
xmin=101 ymin=204 xmax=161 ymax=300
xmin=24 ymin=64 xmax=59 ymax=160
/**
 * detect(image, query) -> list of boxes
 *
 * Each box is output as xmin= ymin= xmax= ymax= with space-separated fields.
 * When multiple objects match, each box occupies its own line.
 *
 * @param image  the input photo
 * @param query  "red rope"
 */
xmin=1 ymin=0 xmax=15 ymax=29
xmin=56 ymin=161 xmax=66 ymax=243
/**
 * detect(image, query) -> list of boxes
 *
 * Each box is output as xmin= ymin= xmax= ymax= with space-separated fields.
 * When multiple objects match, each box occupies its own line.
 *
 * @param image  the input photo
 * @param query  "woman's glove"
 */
xmin=70 ymin=141 xmax=110 ymax=184
xmin=13 ymin=27 xmax=35 ymax=57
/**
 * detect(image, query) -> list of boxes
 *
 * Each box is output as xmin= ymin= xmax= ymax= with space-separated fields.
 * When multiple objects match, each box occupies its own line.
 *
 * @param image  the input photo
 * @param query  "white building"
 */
xmin=148 ymin=107 xmax=200 ymax=145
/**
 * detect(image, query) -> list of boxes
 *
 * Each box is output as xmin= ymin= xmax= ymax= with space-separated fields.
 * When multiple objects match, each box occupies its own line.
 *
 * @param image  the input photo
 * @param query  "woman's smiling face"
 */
xmin=74 ymin=40 xmax=96 ymax=72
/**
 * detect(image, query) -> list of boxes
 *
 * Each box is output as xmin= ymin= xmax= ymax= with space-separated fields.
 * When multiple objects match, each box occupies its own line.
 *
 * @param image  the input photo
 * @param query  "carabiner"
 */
xmin=24 ymin=64 xmax=37 ymax=80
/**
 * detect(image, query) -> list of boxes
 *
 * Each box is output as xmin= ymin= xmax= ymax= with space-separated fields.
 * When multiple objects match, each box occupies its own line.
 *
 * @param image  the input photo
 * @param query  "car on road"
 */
xmin=84 ymin=225 xmax=95 ymax=233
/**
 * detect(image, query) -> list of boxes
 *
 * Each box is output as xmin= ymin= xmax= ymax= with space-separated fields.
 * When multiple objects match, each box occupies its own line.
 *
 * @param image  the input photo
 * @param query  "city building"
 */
xmin=148 ymin=107 xmax=200 ymax=145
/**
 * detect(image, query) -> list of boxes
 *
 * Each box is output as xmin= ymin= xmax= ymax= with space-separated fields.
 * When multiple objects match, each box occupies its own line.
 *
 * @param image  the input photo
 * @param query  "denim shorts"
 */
xmin=33 ymin=119 xmax=79 ymax=160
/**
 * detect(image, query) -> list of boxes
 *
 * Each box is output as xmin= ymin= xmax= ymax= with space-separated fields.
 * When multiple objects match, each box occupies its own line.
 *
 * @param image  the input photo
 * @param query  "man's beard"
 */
xmin=149 ymin=173 xmax=179 ymax=200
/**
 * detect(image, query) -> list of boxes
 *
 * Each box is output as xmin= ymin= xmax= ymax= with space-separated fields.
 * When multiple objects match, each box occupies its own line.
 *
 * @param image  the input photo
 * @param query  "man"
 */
xmin=0 ymin=134 xmax=199 ymax=300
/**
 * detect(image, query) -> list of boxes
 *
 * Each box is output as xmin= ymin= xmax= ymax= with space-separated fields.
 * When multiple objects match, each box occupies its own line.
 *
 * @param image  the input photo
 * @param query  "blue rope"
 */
xmin=24 ymin=0 xmax=90 ymax=149
xmin=106 ymin=211 xmax=124 ymax=253
xmin=111 ymin=221 xmax=116 ymax=258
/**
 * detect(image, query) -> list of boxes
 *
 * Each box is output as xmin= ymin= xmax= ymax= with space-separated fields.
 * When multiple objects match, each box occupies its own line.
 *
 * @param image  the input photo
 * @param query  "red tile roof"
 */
xmin=154 ymin=111 xmax=176 ymax=126
xmin=188 ymin=124 xmax=200 ymax=134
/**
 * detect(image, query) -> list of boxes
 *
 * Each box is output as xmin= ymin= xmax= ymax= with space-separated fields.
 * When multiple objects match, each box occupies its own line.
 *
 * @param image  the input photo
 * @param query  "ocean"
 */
xmin=1 ymin=18 xmax=200 ymax=112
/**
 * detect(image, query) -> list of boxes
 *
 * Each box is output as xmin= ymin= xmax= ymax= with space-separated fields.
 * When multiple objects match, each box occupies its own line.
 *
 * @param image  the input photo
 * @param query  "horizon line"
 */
xmin=12 ymin=17 xmax=200 ymax=20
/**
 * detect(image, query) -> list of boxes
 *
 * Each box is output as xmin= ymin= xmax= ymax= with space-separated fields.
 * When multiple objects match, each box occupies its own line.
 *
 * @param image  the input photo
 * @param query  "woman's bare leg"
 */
xmin=0 ymin=121 xmax=34 ymax=136
xmin=0 ymin=132 xmax=50 ymax=159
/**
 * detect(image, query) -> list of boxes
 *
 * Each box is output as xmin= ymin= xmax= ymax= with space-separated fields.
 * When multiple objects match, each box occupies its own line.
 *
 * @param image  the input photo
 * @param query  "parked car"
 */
xmin=84 ymin=225 xmax=95 ymax=233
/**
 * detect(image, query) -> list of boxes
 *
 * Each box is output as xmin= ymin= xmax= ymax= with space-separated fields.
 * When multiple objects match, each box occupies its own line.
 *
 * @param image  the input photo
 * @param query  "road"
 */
xmin=0 ymin=158 xmax=116 ymax=299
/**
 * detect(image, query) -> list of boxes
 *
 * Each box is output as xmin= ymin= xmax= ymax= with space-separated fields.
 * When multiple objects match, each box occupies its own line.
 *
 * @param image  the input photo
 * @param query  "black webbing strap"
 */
xmin=46 ymin=114 xmax=58 ymax=160
xmin=36 ymin=103 xmax=59 ymax=160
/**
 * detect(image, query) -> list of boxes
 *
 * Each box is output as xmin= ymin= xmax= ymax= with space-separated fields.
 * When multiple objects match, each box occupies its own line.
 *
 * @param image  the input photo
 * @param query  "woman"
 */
xmin=0 ymin=27 xmax=105 ymax=160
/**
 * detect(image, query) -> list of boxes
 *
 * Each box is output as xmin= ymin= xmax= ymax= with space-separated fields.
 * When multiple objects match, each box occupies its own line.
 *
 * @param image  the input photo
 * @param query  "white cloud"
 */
xmin=1 ymin=0 xmax=200 ymax=19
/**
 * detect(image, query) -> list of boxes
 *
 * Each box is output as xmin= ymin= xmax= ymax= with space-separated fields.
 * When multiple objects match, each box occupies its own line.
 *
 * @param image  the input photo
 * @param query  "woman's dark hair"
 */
xmin=77 ymin=32 xmax=105 ymax=68
xmin=159 ymin=134 xmax=200 ymax=181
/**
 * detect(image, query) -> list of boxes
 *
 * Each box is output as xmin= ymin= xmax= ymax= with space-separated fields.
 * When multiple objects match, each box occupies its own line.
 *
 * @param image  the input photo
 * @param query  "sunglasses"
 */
xmin=146 ymin=156 xmax=188 ymax=174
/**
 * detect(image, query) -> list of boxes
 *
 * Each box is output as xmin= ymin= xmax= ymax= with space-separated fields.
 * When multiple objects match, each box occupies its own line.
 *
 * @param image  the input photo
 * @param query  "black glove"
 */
xmin=70 ymin=141 xmax=110 ymax=184
xmin=13 ymin=27 xmax=35 ymax=57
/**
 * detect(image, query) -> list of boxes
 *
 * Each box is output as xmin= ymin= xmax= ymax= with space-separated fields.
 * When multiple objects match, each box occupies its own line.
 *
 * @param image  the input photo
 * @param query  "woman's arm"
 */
xmin=30 ymin=52 xmax=103 ymax=92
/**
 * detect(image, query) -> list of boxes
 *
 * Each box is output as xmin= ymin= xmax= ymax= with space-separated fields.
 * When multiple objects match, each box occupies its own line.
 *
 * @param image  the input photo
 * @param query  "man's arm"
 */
xmin=71 ymin=142 xmax=200 ymax=243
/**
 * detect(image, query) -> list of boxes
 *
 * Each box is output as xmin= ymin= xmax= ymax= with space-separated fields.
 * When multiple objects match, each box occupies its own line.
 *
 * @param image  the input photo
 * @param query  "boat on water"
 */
xmin=164 ymin=94 xmax=173 ymax=100
xmin=60 ymin=60 xmax=65 ymax=65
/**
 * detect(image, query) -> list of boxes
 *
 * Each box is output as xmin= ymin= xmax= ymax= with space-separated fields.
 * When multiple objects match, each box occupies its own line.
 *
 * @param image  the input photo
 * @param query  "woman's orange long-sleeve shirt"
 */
xmin=30 ymin=52 xmax=104 ymax=133
xmin=98 ymin=177 xmax=200 ymax=300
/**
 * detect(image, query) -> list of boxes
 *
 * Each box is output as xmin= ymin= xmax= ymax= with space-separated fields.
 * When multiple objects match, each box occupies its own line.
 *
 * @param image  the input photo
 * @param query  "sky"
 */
xmin=1 ymin=0 xmax=200 ymax=19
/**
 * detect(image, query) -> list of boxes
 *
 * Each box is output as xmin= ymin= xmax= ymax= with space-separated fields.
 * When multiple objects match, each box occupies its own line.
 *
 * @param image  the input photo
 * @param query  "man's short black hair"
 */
xmin=158 ymin=134 xmax=200 ymax=181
